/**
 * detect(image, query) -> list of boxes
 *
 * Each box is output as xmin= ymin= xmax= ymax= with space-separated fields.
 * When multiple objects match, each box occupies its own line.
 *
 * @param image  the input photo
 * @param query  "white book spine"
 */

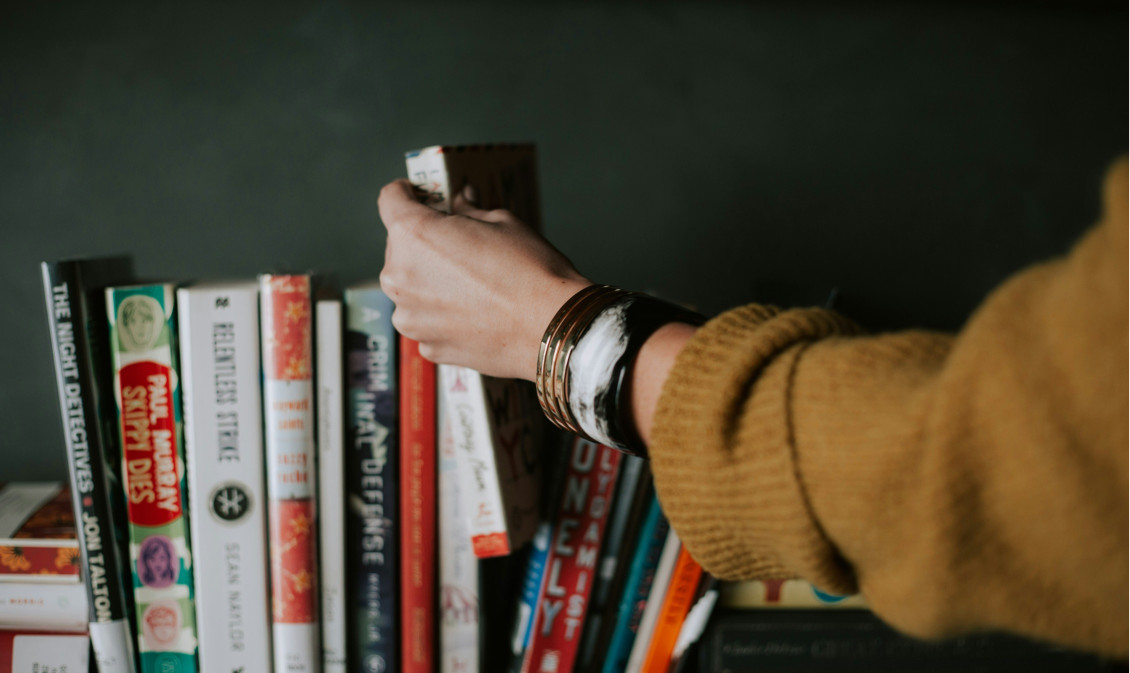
xmin=625 ymin=531 xmax=682 ymax=673
xmin=5 ymin=632 xmax=89 ymax=671
xmin=316 ymin=299 xmax=347 ymax=673
xmin=439 ymin=365 xmax=513 ymax=556
xmin=179 ymin=284 xmax=273 ymax=673
xmin=0 ymin=580 xmax=88 ymax=631
xmin=438 ymin=382 xmax=479 ymax=673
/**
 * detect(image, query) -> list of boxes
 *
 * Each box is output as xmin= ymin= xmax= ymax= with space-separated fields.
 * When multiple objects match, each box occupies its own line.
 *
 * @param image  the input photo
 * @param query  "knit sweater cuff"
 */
xmin=649 ymin=304 xmax=859 ymax=594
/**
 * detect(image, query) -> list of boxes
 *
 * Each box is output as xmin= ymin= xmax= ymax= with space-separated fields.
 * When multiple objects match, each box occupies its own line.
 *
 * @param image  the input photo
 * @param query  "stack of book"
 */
xmin=0 ymin=482 xmax=91 ymax=672
xmin=31 ymin=145 xmax=1111 ymax=673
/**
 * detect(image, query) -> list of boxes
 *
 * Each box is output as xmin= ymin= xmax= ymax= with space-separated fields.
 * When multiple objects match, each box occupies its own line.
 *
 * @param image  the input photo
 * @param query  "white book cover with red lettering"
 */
xmin=261 ymin=274 xmax=320 ymax=673
xmin=179 ymin=282 xmax=272 ymax=673
xmin=438 ymin=381 xmax=479 ymax=673
xmin=438 ymin=366 xmax=542 ymax=558
xmin=520 ymin=438 xmax=622 ymax=673
xmin=410 ymin=146 xmax=544 ymax=559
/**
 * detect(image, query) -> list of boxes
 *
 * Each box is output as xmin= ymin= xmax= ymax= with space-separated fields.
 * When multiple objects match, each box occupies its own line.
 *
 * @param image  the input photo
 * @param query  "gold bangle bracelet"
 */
xmin=540 ymin=286 xmax=620 ymax=432
xmin=551 ymin=289 xmax=634 ymax=434
xmin=536 ymin=284 xmax=615 ymax=428
xmin=537 ymin=284 xmax=634 ymax=439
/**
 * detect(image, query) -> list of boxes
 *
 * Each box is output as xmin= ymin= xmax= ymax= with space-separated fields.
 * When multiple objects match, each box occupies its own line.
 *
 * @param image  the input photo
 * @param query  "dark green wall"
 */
xmin=2 ymin=2 xmax=1125 ymax=480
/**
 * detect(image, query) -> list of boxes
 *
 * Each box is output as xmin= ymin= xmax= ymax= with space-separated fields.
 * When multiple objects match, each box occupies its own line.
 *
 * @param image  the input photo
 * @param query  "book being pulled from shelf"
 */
xmin=0 ymin=483 xmax=80 ymax=584
xmin=408 ymin=144 xmax=544 ymax=559
xmin=106 ymin=283 xmax=200 ymax=673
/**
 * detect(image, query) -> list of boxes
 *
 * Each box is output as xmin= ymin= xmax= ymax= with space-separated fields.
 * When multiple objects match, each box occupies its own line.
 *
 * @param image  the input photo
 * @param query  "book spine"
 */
xmin=400 ymin=336 xmax=436 ymax=673
xmin=600 ymin=498 xmax=669 ymax=673
xmin=639 ymin=547 xmax=702 ymax=673
xmin=577 ymin=456 xmax=647 ymax=671
xmin=668 ymin=576 xmax=719 ymax=672
xmin=260 ymin=274 xmax=320 ymax=673
xmin=316 ymin=299 xmax=346 ymax=673
xmin=438 ymin=382 xmax=478 ymax=673
xmin=479 ymin=377 xmax=542 ymax=553
xmin=179 ymin=285 xmax=272 ymax=672
xmin=625 ymin=531 xmax=681 ymax=673
xmin=510 ymin=521 xmax=551 ymax=664
xmin=438 ymin=366 xmax=513 ymax=557
xmin=521 ymin=439 xmax=622 ymax=673
xmin=718 ymin=579 xmax=867 ymax=609
xmin=106 ymin=284 xmax=199 ymax=673
xmin=40 ymin=262 xmax=136 ymax=673
xmin=344 ymin=288 xmax=399 ymax=673
xmin=0 ymin=630 xmax=90 ymax=673
xmin=0 ymin=581 xmax=88 ymax=630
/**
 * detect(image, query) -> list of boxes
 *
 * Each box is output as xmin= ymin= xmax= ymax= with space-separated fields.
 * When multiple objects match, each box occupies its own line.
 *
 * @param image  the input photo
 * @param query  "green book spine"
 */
xmin=106 ymin=283 xmax=199 ymax=672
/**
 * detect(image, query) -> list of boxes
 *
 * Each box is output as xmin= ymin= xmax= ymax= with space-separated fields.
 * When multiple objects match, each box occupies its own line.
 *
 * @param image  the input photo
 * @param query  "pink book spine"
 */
xmin=261 ymin=274 xmax=320 ymax=673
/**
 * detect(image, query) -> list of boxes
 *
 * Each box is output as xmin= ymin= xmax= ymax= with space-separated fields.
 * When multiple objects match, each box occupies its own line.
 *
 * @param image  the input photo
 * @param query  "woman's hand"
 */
xmin=377 ymin=179 xmax=590 ymax=381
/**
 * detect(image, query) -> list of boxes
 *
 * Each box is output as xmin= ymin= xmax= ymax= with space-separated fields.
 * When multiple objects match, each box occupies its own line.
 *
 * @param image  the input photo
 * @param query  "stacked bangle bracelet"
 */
xmin=535 ymin=284 xmax=705 ymax=456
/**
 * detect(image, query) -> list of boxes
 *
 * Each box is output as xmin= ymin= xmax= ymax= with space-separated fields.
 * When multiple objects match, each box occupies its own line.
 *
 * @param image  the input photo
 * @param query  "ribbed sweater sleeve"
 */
xmin=648 ymin=160 xmax=1128 ymax=657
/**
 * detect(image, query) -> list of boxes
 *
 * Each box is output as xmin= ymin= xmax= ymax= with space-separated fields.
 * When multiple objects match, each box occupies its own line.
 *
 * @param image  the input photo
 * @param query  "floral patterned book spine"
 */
xmin=106 ymin=282 xmax=199 ymax=673
xmin=260 ymin=274 xmax=321 ymax=673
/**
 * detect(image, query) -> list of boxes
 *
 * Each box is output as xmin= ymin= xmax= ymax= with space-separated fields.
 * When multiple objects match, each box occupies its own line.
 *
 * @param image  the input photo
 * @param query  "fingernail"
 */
xmin=462 ymin=184 xmax=478 ymax=205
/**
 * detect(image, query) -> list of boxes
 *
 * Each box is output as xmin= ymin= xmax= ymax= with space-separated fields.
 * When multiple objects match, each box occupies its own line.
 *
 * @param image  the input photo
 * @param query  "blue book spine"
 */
xmin=600 ymin=496 xmax=669 ymax=673
xmin=344 ymin=287 xmax=399 ymax=673
xmin=513 ymin=521 xmax=552 ymax=657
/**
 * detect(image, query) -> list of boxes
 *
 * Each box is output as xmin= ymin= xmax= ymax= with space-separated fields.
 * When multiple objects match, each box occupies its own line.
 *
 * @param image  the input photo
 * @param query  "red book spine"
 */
xmin=400 ymin=336 xmax=437 ymax=673
xmin=261 ymin=275 xmax=320 ymax=672
xmin=522 ymin=438 xmax=623 ymax=673
xmin=641 ymin=547 xmax=703 ymax=673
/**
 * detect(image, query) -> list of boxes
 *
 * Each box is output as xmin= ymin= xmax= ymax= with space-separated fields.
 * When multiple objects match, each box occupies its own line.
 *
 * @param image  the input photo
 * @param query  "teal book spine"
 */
xmin=601 ymin=496 xmax=668 ymax=673
xmin=106 ymin=283 xmax=199 ymax=673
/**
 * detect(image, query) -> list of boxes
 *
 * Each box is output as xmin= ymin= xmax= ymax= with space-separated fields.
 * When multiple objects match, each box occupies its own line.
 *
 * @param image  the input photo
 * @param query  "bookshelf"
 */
xmin=2 ymin=2 xmax=1126 ymax=672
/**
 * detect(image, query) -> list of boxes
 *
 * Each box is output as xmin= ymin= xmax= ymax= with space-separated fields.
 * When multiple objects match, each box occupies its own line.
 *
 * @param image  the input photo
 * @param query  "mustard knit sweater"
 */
xmin=649 ymin=160 xmax=1128 ymax=657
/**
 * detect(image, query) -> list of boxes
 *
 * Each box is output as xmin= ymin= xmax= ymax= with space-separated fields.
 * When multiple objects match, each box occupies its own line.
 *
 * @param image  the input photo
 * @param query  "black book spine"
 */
xmin=41 ymin=261 xmax=136 ymax=673
xmin=576 ymin=455 xmax=649 ymax=672
xmin=344 ymin=287 xmax=400 ymax=672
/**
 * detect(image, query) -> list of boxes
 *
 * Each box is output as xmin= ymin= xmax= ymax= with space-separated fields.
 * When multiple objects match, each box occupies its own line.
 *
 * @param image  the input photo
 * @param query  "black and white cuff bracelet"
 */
xmin=535 ymin=284 xmax=705 ymax=456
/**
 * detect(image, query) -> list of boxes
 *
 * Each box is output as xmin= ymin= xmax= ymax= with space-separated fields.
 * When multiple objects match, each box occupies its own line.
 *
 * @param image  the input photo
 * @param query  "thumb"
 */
xmin=378 ymin=179 xmax=441 ymax=232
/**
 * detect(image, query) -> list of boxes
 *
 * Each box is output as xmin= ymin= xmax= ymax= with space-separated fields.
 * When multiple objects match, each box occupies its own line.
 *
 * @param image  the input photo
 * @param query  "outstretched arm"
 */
xmin=649 ymin=160 xmax=1128 ymax=656
xmin=377 ymin=162 xmax=1128 ymax=656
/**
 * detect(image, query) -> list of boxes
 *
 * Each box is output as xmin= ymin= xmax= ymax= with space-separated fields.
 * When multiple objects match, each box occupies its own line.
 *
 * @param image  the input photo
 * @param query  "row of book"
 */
xmin=30 ymin=249 xmax=736 ymax=673
xmin=19 ymin=143 xmax=1116 ymax=673
xmin=0 ymin=482 xmax=93 ymax=672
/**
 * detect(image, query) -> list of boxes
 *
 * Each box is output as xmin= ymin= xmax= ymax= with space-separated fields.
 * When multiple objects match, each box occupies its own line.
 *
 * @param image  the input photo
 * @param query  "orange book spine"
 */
xmin=640 ymin=547 xmax=703 ymax=673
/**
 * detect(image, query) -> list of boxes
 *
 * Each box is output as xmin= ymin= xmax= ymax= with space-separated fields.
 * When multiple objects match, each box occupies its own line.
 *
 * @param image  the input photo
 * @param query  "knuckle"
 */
xmin=390 ymin=309 xmax=412 ymax=333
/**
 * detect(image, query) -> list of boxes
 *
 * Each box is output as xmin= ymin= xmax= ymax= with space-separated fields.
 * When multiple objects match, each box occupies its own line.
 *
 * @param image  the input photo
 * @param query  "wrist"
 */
xmin=629 ymin=322 xmax=699 ymax=445
xmin=521 ymin=274 xmax=591 ymax=380
xmin=533 ymin=287 xmax=705 ymax=455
